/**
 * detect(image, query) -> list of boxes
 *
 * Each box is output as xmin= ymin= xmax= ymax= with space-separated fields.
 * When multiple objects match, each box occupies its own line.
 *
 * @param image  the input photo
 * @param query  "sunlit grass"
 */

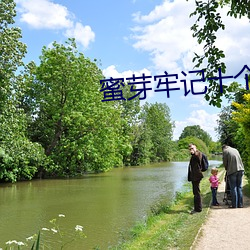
xmin=111 ymin=172 xmax=221 ymax=250
xmin=112 ymin=168 xmax=250 ymax=250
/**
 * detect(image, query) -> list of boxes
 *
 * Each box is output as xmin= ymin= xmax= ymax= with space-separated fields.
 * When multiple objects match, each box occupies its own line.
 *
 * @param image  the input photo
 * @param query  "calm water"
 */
xmin=0 ymin=160 xmax=221 ymax=249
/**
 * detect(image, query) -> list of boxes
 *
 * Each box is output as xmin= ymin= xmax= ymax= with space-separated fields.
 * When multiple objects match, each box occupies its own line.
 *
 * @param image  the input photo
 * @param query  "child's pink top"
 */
xmin=209 ymin=175 xmax=219 ymax=188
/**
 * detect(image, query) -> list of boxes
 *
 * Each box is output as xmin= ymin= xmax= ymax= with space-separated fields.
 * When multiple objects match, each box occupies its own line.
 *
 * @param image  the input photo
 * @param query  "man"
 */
xmin=222 ymin=144 xmax=244 ymax=208
xmin=188 ymin=143 xmax=204 ymax=214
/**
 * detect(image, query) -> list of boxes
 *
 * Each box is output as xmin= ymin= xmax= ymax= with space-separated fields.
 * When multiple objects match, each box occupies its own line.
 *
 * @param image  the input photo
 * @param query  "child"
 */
xmin=209 ymin=168 xmax=220 ymax=206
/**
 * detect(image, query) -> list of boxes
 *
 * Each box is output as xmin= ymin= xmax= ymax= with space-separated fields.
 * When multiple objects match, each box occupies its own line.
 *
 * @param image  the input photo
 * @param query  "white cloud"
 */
xmin=130 ymin=0 xmax=250 ymax=86
xmin=214 ymin=7 xmax=250 ymax=79
xmin=173 ymin=110 xmax=219 ymax=141
xmin=103 ymin=65 xmax=151 ymax=79
xmin=16 ymin=0 xmax=73 ymax=29
xmin=16 ymin=0 xmax=95 ymax=48
xmin=65 ymin=22 xmax=95 ymax=48
xmin=131 ymin=0 xmax=197 ymax=74
xmin=132 ymin=1 xmax=175 ymax=23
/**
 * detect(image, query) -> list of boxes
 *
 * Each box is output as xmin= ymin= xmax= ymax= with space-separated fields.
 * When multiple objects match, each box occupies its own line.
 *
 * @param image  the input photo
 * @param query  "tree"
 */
xmin=129 ymin=122 xmax=153 ymax=165
xmin=216 ymin=88 xmax=250 ymax=148
xmin=0 ymin=0 xmax=27 ymax=109
xmin=178 ymin=136 xmax=209 ymax=156
xmin=232 ymin=93 xmax=250 ymax=176
xmin=24 ymin=39 xmax=127 ymax=175
xmin=179 ymin=125 xmax=212 ymax=146
xmin=209 ymin=141 xmax=222 ymax=154
xmin=136 ymin=102 xmax=174 ymax=163
xmin=216 ymin=106 xmax=239 ymax=147
xmin=117 ymin=83 xmax=140 ymax=166
xmin=189 ymin=0 xmax=249 ymax=107
xmin=0 ymin=0 xmax=47 ymax=182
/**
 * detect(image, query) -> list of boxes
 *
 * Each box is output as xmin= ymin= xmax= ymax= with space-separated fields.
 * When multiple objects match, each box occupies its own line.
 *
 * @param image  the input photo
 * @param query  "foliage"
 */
xmin=0 ymin=0 xmax=27 ymax=108
xmin=189 ymin=0 xmax=249 ymax=107
xmin=178 ymin=136 xmax=209 ymax=156
xmin=216 ymin=106 xmax=240 ymax=147
xmin=117 ymin=83 xmax=141 ymax=166
xmin=179 ymin=125 xmax=212 ymax=146
xmin=215 ymin=87 xmax=250 ymax=176
xmin=23 ymin=39 xmax=128 ymax=175
xmin=132 ymin=102 xmax=174 ymax=164
xmin=209 ymin=141 xmax=222 ymax=154
xmin=231 ymin=93 xmax=250 ymax=176
xmin=170 ymin=141 xmax=190 ymax=161
xmin=0 ymin=0 xmax=48 ymax=182
xmin=113 ymin=174 xmax=214 ymax=250
xmin=129 ymin=122 xmax=153 ymax=165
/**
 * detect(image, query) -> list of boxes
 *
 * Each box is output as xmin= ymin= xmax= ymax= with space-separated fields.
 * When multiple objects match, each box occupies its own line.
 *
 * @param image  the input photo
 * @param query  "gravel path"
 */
xmin=192 ymin=173 xmax=250 ymax=250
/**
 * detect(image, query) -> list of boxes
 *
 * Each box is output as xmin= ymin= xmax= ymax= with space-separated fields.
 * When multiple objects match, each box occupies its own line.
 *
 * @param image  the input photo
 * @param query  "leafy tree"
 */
xmin=189 ymin=0 xmax=249 ymax=107
xmin=0 ymin=0 xmax=47 ymax=182
xmin=178 ymin=136 xmax=209 ymax=156
xmin=24 ymin=39 xmax=127 ymax=175
xmin=216 ymin=87 xmax=250 ymax=148
xmin=118 ymin=83 xmax=141 ymax=126
xmin=231 ymin=93 xmax=250 ymax=176
xmin=216 ymin=106 xmax=239 ymax=147
xmin=171 ymin=141 xmax=190 ymax=161
xmin=129 ymin=122 xmax=153 ymax=165
xmin=209 ymin=141 xmax=222 ymax=154
xmin=117 ymin=83 xmax=140 ymax=165
xmin=179 ymin=125 xmax=212 ymax=146
xmin=215 ymin=88 xmax=249 ymax=177
xmin=0 ymin=0 xmax=27 ymax=108
xmin=137 ymin=102 xmax=174 ymax=163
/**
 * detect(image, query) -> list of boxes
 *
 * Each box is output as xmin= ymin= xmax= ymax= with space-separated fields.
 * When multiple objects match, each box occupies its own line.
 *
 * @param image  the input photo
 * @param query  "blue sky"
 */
xmin=14 ymin=0 xmax=250 ymax=141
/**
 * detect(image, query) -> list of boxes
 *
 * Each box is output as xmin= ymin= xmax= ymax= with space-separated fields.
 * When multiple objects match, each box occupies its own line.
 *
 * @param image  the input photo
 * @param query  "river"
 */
xmin=0 ymin=159 xmax=222 ymax=249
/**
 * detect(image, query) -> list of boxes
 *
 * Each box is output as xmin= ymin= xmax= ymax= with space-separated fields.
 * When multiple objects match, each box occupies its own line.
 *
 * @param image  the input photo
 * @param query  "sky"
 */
xmin=14 ymin=0 xmax=250 ymax=141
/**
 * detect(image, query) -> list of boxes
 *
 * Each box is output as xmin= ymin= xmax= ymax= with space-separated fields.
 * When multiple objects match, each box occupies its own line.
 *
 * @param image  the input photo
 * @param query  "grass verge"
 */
xmin=111 ymin=170 xmax=225 ymax=250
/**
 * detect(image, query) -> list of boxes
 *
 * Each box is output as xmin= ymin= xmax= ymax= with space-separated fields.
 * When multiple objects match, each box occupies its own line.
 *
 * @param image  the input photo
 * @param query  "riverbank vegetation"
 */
xmin=113 ymin=168 xmax=250 ymax=250
xmin=111 ymin=168 xmax=225 ymax=249
xmin=0 ymin=0 xmax=249 ymax=183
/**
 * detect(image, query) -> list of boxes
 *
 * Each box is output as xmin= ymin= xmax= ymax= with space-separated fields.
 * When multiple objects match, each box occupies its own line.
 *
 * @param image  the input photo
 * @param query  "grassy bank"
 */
xmin=111 ymin=169 xmax=225 ymax=250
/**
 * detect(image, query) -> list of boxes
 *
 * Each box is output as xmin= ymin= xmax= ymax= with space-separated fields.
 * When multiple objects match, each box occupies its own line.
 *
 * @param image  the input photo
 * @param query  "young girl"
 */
xmin=209 ymin=168 xmax=220 ymax=206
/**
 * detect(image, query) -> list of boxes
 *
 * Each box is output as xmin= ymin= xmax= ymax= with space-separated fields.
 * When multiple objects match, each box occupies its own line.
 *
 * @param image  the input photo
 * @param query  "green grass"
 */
xmin=111 ymin=171 xmax=225 ymax=250
xmin=243 ymin=177 xmax=250 ymax=197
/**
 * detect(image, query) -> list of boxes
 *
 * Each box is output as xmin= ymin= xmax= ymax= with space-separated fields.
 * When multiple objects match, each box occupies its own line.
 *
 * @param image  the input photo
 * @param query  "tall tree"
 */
xmin=216 ymin=106 xmax=239 ymax=147
xmin=0 ymin=0 xmax=26 ymax=108
xmin=138 ymin=102 xmax=174 ymax=163
xmin=178 ymin=136 xmax=209 ymax=156
xmin=232 ymin=93 xmax=250 ymax=176
xmin=117 ymin=83 xmax=140 ymax=165
xmin=179 ymin=125 xmax=212 ymax=146
xmin=0 ymin=0 xmax=46 ymax=182
xmin=216 ymin=88 xmax=250 ymax=149
xmin=24 ymin=39 xmax=127 ymax=175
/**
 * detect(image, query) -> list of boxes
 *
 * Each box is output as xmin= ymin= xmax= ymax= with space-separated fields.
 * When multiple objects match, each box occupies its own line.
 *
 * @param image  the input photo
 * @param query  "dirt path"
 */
xmin=192 ymin=173 xmax=250 ymax=250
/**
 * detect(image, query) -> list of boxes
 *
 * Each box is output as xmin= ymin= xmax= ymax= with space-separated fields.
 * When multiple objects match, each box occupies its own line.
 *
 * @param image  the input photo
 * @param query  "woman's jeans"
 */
xmin=211 ymin=187 xmax=218 ymax=205
xmin=228 ymin=170 xmax=244 ymax=208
